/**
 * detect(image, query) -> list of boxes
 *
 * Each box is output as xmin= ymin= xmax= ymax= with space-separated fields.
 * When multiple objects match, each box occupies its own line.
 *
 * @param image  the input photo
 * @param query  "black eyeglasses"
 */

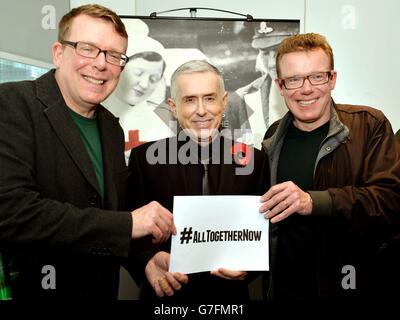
xmin=60 ymin=40 xmax=129 ymax=67
xmin=278 ymin=71 xmax=333 ymax=90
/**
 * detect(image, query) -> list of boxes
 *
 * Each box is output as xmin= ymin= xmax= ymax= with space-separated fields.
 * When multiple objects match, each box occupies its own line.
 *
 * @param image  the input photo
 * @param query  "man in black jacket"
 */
xmin=128 ymin=60 xmax=269 ymax=301
xmin=0 ymin=4 xmax=174 ymax=299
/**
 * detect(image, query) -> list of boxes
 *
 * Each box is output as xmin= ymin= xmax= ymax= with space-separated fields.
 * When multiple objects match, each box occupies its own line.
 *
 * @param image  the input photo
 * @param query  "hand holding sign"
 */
xmin=145 ymin=251 xmax=188 ymax=297
xmin=210 ymin=268 xmax=247 ymax=280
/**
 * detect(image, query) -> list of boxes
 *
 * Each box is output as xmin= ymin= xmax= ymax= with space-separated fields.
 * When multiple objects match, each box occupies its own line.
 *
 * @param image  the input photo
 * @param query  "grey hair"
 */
xmin=170 ymin=60 xmax=225 ymax=100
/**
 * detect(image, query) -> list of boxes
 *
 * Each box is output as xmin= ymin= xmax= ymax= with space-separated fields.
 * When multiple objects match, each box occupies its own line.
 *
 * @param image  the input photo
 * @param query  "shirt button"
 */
xmin=326 ymin=146 xmax=332 ymax=151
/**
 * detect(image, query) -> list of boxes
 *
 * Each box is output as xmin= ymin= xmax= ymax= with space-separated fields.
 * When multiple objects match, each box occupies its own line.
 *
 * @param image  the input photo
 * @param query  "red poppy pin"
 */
xmin=231 ymin=142 xmax=253 ymax=166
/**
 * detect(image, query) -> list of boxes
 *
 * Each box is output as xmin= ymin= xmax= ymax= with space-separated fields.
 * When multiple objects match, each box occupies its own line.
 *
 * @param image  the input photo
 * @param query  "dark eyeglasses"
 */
xmin=278 ymin=71 xmax=333 ymax=90
xmin=60 ymin=40 xmax=129 ymax=67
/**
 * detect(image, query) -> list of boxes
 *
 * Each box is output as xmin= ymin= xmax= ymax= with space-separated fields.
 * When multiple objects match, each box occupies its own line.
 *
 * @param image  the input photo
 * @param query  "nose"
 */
xmin=93 ymin=51 xmax=107 ymax=70
xmin=138 ymin=75 xmax=150 ymax=89
xmin=196 ymin=99 xmax=207 ymax=116
xmin=301 ymin=77 xmax=313 ymax=94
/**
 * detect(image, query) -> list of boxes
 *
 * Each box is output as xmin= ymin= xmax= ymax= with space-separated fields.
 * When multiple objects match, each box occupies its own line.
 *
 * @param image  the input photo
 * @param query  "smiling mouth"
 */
xmin=83 ymin=76 xmax=105 ymax=85
xmin=298 ymin=98 xmax=317 ymax=106
xmin=194 ymin=120 xmax=212 ymax=128
xmin=132 ymin=88 xmax=145 ymax=97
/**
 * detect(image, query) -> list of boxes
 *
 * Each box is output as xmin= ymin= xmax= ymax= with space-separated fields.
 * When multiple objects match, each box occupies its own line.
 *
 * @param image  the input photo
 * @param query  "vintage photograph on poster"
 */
xmin=103 ymin=17 xmax=300 ymax=162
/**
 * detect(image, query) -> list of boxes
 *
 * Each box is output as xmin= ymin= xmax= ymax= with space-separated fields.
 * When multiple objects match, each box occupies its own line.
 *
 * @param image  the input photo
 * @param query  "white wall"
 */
xmin=70 ymin=0 xmax=135 ymax=14
xmin=306 ymin=0 xmax=400 ymax=132
xmin=1 ymin=0 xmax=70 ymax=64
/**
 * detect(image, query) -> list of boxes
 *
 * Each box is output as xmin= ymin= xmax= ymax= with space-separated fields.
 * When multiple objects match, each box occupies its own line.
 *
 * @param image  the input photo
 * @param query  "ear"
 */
xmin=329 ymin=70 xmax=337 ymax=91
xmin=221 ymin=91 xmax=228 ymax=111
xmin=52 ymin=42 xmax=63 ymax=68
xmin=274 ymin=79 xmax=284 ymax=96
xmin=168 ymin=98 xmax=178 ymax=119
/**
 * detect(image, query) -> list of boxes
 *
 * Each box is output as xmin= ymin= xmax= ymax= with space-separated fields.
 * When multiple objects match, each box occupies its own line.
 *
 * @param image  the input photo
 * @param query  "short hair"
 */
xmin=276 ymin=33 xmax=334 ymax=78
xmin=58 ymin=4 xmax=128 ymax=42
xmin=128 ymin=51 xmax=166 ymax=76
xmin=170 ymin=60 xmax=225 ymax=100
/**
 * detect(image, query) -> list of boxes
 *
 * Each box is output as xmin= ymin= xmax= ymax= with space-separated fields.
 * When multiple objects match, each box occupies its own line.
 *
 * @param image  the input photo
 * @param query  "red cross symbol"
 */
xmin=125 ymin=130 xmax=146 ymax=151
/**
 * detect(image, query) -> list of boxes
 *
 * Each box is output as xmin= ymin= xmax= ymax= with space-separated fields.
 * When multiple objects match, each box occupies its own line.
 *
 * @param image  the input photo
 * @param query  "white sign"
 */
xmin=169 ymin=195 xmax=269 ymax=274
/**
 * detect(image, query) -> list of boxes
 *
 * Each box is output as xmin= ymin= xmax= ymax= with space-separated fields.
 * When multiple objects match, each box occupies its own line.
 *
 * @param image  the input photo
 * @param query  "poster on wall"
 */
xmin=103 ymin=16 xmax=300 ymax=163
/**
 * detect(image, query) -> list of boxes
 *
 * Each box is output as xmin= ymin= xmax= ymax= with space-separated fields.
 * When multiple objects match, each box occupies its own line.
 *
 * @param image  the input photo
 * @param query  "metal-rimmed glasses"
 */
xmin=60 ymin=40 xmax=129 ymax=67
xmin=278 ymin=71 xmax=333 ymax=90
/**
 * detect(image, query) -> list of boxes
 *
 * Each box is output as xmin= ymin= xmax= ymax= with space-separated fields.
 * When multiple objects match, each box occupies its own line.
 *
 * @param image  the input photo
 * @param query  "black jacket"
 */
xmin=128 ymin=134 xmax=269 ymax=301
xmin=0 ymin=70 xmax=132 ymax=299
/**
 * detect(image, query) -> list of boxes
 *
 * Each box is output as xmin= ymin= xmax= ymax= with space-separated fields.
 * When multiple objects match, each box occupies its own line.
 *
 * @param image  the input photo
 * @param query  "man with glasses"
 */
xmin=0 ymin=4 xmax=175 ymax=299
xmin=259 ymin=33 xmax=400 ymax=300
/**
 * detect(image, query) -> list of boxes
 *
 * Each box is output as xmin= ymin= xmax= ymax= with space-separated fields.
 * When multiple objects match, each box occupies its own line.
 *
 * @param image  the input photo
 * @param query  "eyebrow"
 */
xmin=182 ymin=92 xmax=217 ymax=99
xmin=79 ymin=40 xmax=125 ymax=53
xmin=285 ymin=72 xmax=324 ymax=78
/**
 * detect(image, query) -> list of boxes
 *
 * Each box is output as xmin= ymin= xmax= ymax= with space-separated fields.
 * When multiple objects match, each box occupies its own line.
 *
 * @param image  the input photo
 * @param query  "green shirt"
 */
xmin=70 ymin=110 xmax=105 ymax=201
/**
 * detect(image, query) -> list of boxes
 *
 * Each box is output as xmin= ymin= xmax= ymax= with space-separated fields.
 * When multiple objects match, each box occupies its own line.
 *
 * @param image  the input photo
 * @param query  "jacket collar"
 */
xmin=262 ymin=99 xmax=349 ymax=153
xmin=262 ymin=99 xmax=349 ymax=184
xmin=37 ymin=70 xmax=102 ymax=197
xmin=261 ymin=111 xmax=292 ymax=156
xmin=326 ymin=100 xmax=350 ymax=143
xmin=97 ymin=107 xmax=122 ymax=209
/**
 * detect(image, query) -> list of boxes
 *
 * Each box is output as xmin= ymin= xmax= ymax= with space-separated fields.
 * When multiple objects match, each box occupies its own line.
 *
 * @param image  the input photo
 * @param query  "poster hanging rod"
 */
xmin=149 ymin=7 xmax=253 ymax=21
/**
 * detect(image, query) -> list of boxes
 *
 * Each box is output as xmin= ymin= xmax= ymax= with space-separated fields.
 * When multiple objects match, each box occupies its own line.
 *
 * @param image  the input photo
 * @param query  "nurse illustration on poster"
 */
xmin=104 ymin=19 xmax=175 ymax=163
